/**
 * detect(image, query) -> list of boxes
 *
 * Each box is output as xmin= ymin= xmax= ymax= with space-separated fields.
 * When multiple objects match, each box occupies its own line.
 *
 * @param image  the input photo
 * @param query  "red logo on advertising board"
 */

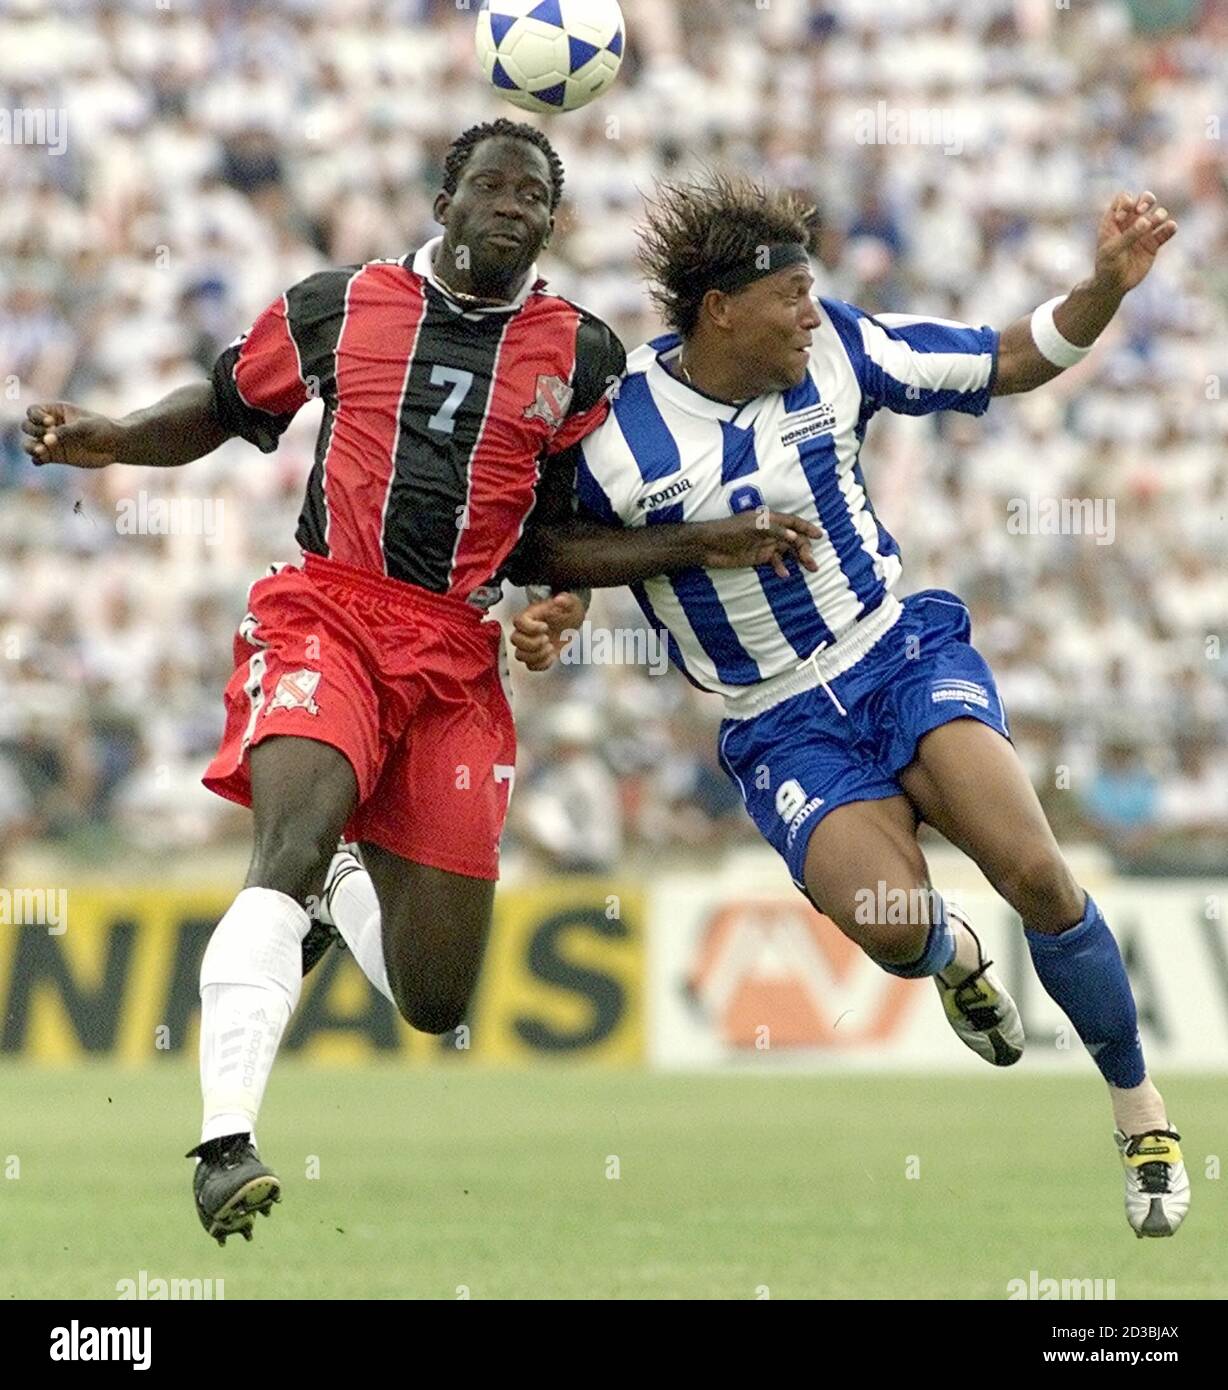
xmin=685 ymin=900 xmax=918 ymax=1048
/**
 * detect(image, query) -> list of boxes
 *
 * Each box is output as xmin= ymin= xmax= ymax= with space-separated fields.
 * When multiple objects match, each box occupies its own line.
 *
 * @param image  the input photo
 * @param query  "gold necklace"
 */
xmin=678 ymin=352 xmax=749 ymax=406
xmin=432 ymin=250 xmax=512 ymax=307
xmin=435 ymin=271 xmax=505 ymax=307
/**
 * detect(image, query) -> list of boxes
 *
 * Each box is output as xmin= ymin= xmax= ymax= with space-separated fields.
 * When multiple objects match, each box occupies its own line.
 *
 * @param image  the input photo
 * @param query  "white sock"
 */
xmin=199 ymin=887 xmax=309 ymax=1145
xmin=937 ymin=911 xmax=983 ymax=986
xmin=328 ymin=859 xmax=395 ymax=1006
xmin=1110 ymin=1076 xmax=1169 ymax=1138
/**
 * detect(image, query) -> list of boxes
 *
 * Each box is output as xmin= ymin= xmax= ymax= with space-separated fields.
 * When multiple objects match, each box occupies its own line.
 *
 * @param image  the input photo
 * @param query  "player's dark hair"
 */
xmin=638 ymin=172 xmax=818 ymax=337
xmin=443 ymin=118 xmax=566 ymax=210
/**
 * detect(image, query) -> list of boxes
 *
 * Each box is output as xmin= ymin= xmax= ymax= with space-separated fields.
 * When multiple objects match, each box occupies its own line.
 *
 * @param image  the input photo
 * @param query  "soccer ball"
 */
xmin=475 ymin=0 xmax=626 ymax=115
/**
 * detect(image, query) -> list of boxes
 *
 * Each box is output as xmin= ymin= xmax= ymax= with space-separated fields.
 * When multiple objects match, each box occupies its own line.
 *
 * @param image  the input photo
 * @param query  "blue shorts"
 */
xmin=717 ymin=589 xmax=1010 ymax=889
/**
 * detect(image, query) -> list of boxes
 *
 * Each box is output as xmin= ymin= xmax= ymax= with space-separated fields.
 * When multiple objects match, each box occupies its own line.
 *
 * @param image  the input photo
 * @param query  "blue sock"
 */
xmin=1025 ymin=894 xmax=1145 ymax=1088
xmin=877 ymin=899 xmax=956 ymax=979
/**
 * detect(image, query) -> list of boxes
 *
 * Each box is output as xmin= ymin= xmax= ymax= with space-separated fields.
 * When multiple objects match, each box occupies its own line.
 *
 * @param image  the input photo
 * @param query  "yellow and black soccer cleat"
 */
xmin=1115 ymin=1128 xmax=1190 ymax=1238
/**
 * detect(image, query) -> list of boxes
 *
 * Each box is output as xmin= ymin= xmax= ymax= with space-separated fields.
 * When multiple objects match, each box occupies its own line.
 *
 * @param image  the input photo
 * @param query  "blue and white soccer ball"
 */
xmin=476 ymin=0 xmax=626 ymax=115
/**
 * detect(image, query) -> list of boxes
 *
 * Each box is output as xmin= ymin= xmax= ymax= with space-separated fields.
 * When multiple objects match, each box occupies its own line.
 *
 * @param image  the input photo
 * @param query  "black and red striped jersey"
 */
xmin=210 ymin=238 xmax=626 ymax=601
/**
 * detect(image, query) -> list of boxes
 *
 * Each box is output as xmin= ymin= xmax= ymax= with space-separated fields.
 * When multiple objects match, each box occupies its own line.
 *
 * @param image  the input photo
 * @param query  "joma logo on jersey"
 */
xmin=638 ymin=477 xmax=693 ymax=511
xmin=780 ymin=402 xmax=837 ymax=448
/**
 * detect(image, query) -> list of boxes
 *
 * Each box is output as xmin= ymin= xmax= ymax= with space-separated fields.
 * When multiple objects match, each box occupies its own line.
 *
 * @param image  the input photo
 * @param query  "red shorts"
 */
xmin=203 ymin=553 xmax=516 ymax=879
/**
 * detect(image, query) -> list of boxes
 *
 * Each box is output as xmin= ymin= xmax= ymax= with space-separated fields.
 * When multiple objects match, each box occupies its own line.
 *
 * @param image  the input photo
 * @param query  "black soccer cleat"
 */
xmin=301 ymin=918 xmax=341 ymax=977
xmin=186 ymin=1133 xmax=281 ymax=1246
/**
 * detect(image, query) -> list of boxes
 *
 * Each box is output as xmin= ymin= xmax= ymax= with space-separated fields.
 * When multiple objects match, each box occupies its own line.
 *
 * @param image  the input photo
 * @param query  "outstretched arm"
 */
xmin=526 ymin=510 xmax=822 ymax=590
xmin=22 ymin=383 xmax=234 ymax=470
xmin=508 ymin=511 xmax=822 ymax=672
xmin=506 ymin=446 xmax=822 ymax=671
xmin=993 ymin=190 xmax=1177 ymax=397
xmin=25 ymin=270 xmax=355 ymax=472
xmin=509 ymin=512 xmax=822 ymax=672
xmin=507 ymin=445 xmax=821 ymax=591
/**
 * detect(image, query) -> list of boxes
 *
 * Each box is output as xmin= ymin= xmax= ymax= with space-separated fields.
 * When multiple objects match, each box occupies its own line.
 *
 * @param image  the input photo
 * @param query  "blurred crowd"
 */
xmin=1 ymin=0 xmax=1226 ymax=875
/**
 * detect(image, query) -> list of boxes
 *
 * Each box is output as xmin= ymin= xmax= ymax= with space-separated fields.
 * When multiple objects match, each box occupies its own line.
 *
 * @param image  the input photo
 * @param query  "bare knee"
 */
xmin=247 ymin=818 xmax=340 ymax=903
xmin=367 ymin=851 xmax=492 ymax=1036
xmin=389 ymin=979 xmax=468 ymax=1036
xmin=245 ymin=738 xmax=356 ymax=903
xmin=381 ymin=920 xmax=469 ymax=1034
xmin=812 ymin=828 xmax=934 ymax=965
xmin=847 ymin=915 xmax=930 ymax=965
xmin=825 ymin=887 xmax=933 ymax=966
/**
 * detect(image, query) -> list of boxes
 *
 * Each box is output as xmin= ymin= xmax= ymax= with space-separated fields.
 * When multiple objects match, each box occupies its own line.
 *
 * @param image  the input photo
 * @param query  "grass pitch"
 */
xmin=2 ymin=1064 xmax=1223 ymax=1300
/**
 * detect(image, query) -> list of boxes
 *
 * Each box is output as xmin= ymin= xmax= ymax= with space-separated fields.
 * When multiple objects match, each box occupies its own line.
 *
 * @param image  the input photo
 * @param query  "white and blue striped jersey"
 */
xmin=576 ymin=298 xmax=998 ymax=697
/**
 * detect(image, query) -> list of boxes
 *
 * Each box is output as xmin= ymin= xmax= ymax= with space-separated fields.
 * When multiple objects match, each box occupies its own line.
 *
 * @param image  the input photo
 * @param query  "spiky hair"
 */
xmin=638 ymin=172 xmax=818 ymax=337
xmin=443 ymin=118 xmax=565 ymax=210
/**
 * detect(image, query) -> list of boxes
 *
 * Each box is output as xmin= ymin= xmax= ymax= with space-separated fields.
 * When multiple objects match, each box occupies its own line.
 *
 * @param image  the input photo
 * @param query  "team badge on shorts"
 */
xmin=266 ymin=668 xmax=321 ymax=717
xmin=523 ymin=374 xmax=575 ymax=429
xmin=930 ymin=679 xmax=989 ymax=709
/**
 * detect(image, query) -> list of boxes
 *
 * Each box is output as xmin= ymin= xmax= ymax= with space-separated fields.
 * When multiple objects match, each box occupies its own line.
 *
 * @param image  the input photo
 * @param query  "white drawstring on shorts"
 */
xmin=798 ymin=642 xmax=848 ymax=718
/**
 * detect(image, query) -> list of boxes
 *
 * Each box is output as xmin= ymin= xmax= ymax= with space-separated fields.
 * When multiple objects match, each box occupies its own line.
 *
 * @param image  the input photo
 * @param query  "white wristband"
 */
xmin=1030 ymin=295 xmax=1094 ymax=369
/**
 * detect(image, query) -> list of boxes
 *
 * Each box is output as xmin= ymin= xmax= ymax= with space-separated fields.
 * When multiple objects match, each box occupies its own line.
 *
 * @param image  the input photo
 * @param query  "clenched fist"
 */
xmin=511 ymin=592 xmax=588 ymax=672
